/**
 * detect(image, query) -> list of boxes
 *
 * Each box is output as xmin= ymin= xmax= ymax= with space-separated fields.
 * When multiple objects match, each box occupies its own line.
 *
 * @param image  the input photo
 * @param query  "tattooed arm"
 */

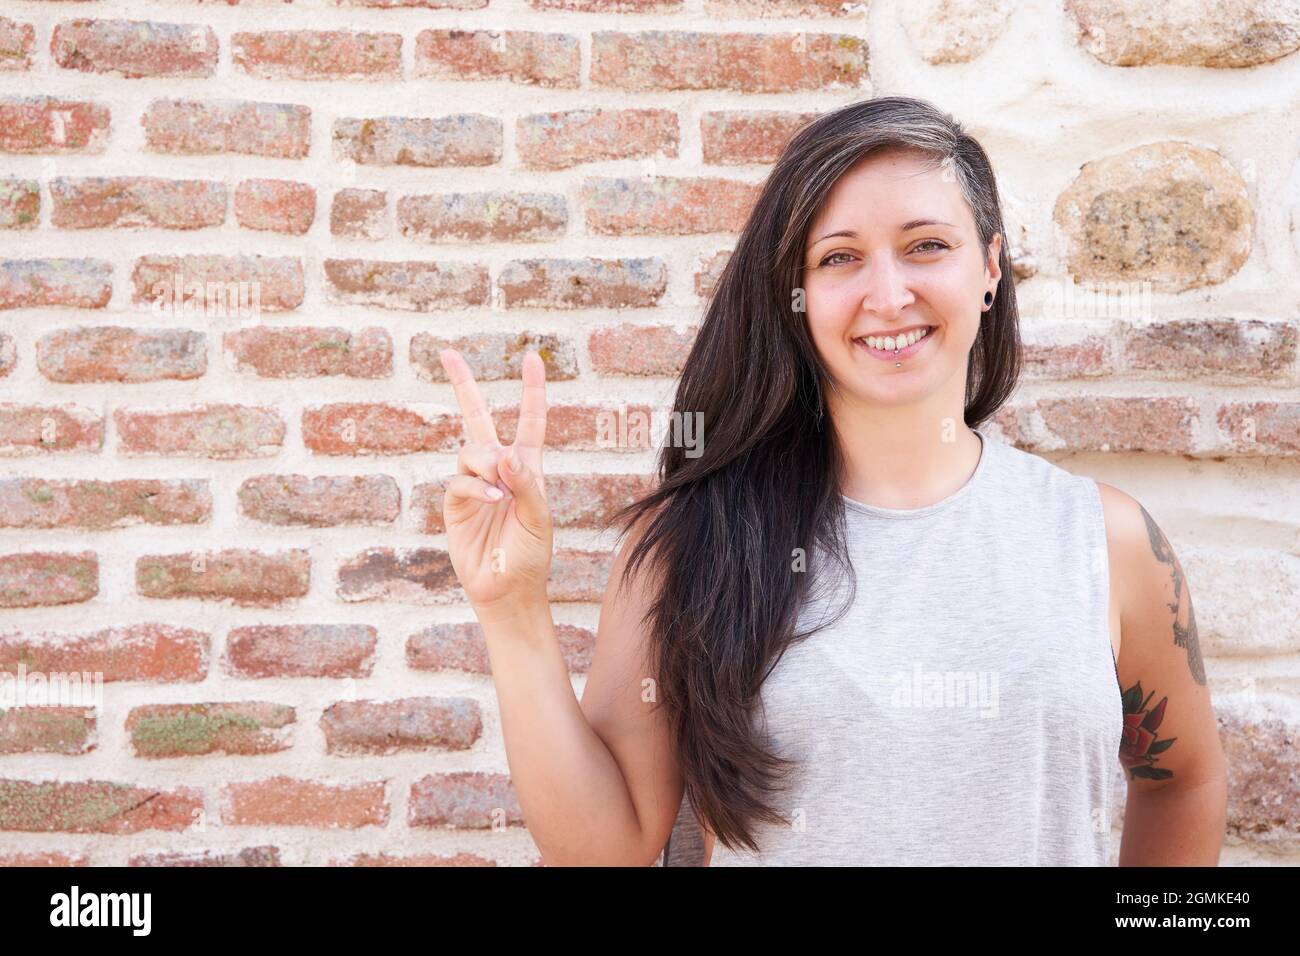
xmin=1096 ymin=483 xmax=1227 ymax=866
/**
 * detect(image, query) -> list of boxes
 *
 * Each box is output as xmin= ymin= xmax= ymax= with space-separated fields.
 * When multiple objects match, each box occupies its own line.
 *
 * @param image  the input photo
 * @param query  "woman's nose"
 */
xmin=857 ymin=256 xmax=914 ymax=315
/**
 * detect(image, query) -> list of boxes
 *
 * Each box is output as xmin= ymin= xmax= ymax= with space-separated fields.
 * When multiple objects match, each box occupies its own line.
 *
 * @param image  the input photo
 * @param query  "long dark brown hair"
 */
xmin=606 ymin=96 xmax=1023 ymax=854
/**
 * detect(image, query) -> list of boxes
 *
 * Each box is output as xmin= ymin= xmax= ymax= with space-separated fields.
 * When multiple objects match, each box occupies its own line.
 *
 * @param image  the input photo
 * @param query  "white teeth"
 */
xmin=862 ymin=327 xmax=930 ymax=351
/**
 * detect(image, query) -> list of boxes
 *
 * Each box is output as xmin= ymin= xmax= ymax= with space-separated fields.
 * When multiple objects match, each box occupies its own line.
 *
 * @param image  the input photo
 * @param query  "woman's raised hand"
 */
xmin=438 ymin=348 xmax=554 ymax=615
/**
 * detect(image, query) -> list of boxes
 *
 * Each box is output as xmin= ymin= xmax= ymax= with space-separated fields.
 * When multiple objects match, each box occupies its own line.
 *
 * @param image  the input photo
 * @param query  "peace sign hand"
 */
xmin=438 ymin=348 xmax=554 ymax=616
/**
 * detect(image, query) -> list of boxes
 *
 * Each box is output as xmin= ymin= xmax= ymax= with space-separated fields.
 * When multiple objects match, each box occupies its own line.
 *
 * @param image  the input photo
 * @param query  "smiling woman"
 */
xmin=601 ymin=96 xmax=1220 ymax=866
xmin=435 ymin=95 xmax=1225 ymax=869
xmin=793 ymin=144 xmax=1004 ymax=509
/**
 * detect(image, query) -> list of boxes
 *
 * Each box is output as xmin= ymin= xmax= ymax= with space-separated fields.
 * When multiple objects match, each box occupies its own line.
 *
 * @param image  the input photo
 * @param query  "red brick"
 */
xmin=414 ymin=29 xmax=579 ymax=87
xmin=233 ymin=30 xmax=401 ymax=80
xmin=341 ymin=546 xmax=613 ymax=608
xmin=0 ymin=708 xmax=95 ymax=756
xmin=307 ymin=401 xmax=653 ymax=456
xmin=224 ymin=624 xmax=377 ymax=679
xmin=999 ymin=397 xmax=1199 ymax=454
xmin=0 ymin=404 xmax=104 ymax=456
xmin=330 ymin=188 xmax=386 ymax=239
xmin=336 ymin=548 xmax=459 ymax=604
xmin=333 ymin=115 xmax=500 ymax=167
xmin=132 ymin=255 xmax=304 ymax=313
xmin=530 ymin=0 xmax=679 ymax=9
xmin=324 ymin=258 xmax=489 ymax=312
xmin=517 ymin=108 xmax=678 ymax=170
xmin=136 ymin=549 xmax=310 ymax=606
xmin=705 ymin=0 xmax=853 ymax=15
xmin=580 ymin=177 xmax=759 ymax=234
xmin=1121 ymin=319 xmax=1297 ymax=379
xmin=408 ymin=771 xmax=524 ymax=828
xmin=695 ymin=248 xmax=730 ymax=298
xmin=410 ymin=331 xmax=578 ymax=381
xmin=237 ymin=474 xmax=399 ymax=526
xmin=0 ymin=179 xmax=39 ymax=228
xmin=407 ymin=620 xmax=594 ymax=674
xmin=52 ymin=19 xmax=218 ymax=78
xmin=0 ymin=17 xmax=35 ymax=72
xmin=224 ymin=326 xmax=392 ymax=379
xmin=129 ymin=846 xmax=281 ymax=867
xmin=700 ymin=110 xmax=819 ymax=164
xmin=1021 ymin=323 xmax=1111 ymax=379
xmin=0 ymin=852 xmax=90 ymax=867
xmin=499 ymin=257 xmax=666 ymax=308
xmin=126 ymin=702 xmax=295 ymax=757
xmin=1218 ymin=706 xmax=1300 ymax=839
xmin=344 ymin=0 xmax=488 ymax=6
xmin=397 ymin=192 xmax=566 ymax=243
xmin=115 ymin=404 xmax=286 ymax=458
xmin=590 ymin=31 xmax=868 ymax=92
xmin=320 ymin=698 xmax=481 ymax=755
xmin=334 ymin=851 xmax=495 ymax=867
xmin=589 ymin=323 xmax=695 ymax=375
xmin=143 ymin=99 xmax=311 ymax=158
xmin=0 ymin=259 xmax=112 ymax=310
xmin=546 ymin=473 xmax=661 ymax=528
xmin=0 ymin=780 xmax=203 ymax=833
xmin=0 ymin=96 xmax=110 ymax=153
xmin=549 ymin=547 xmax=614 ymax=601
xmin=234 ymin=179 xmax=315 ymax=235
xmin=52 ymin=176 xmax=225 ymax=230
xmin=0 ymin=551 xmax=97 ymax=608
xmin=302 ymin=403 xmax=459 ymax=455
xmin=221 ymin=777 xmax=389 ymax=828
xmin=1216 ymin=402 xmax=1300 ymax=456
xmin=539 ymin=403 xmax=657 ymax=452
xmin=0 ymin=478 xmax=210 ymax=529
xmin=37 ymin=327 xmax=206 ymax=382
xmin=0 ymin=624 xmax=209 ymax=683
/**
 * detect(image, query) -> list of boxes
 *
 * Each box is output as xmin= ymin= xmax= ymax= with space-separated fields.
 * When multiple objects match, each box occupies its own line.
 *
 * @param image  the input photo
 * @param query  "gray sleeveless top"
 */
xmin=660 ymin=428 xmax=1124 ymax=866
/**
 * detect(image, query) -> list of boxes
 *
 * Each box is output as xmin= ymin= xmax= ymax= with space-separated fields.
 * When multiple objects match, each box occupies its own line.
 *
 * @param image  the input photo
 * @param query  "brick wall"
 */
xmin=1 ymin=0 xmax=1297 ymax=866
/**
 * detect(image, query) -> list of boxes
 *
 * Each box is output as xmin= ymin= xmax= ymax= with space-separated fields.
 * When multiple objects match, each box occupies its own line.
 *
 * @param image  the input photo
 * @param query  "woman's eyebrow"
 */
xmin=809 ymin=219 xmax=957 ymax=247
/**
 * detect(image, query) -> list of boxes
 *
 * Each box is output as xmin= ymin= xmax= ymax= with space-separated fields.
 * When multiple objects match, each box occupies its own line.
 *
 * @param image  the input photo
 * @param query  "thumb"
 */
xmin=498 ymin=447 xmax=547 ymax=532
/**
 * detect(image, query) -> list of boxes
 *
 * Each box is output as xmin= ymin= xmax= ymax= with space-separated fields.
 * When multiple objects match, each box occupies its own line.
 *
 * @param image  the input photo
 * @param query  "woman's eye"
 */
xmin=913 ymin=240 xmax=949 ymax=253
xmin=819 ymin=241 xmax=948 ymax=267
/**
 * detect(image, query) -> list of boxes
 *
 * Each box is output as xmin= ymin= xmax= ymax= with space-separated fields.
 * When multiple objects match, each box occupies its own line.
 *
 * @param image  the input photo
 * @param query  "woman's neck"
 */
xmin=832 ymin=407 xmax=983 ymax=511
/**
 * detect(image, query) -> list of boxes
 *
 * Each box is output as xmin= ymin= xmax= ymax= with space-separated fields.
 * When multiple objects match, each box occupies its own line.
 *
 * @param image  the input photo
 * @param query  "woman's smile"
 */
xmin=853 ymin=324 xmax=937 ymax=363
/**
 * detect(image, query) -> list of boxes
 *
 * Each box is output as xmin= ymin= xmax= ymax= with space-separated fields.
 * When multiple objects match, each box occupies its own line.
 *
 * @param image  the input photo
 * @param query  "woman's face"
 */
xmin=800 ymin=148 xmax=1001 ymax=409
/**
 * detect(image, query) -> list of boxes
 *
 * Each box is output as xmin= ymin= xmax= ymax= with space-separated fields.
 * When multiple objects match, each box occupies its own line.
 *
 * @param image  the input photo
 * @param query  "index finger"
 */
xmin=439 ymin=348 xmax=501 ymax=448
xmin=512 ymin=350 xmax=548 ymax=471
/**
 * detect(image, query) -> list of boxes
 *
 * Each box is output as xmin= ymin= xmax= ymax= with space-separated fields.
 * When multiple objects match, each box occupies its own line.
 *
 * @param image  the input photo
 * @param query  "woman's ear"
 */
xmin=985 ymin=232 xmax=1003 ymax=284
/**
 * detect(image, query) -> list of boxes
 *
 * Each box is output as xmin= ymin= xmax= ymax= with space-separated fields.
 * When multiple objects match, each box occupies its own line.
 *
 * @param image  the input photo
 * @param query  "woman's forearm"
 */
xmin=1118 ymin=776 xmax=1227 ymax=865
xmin=475 ymin=599 xmax=652 ymax=866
